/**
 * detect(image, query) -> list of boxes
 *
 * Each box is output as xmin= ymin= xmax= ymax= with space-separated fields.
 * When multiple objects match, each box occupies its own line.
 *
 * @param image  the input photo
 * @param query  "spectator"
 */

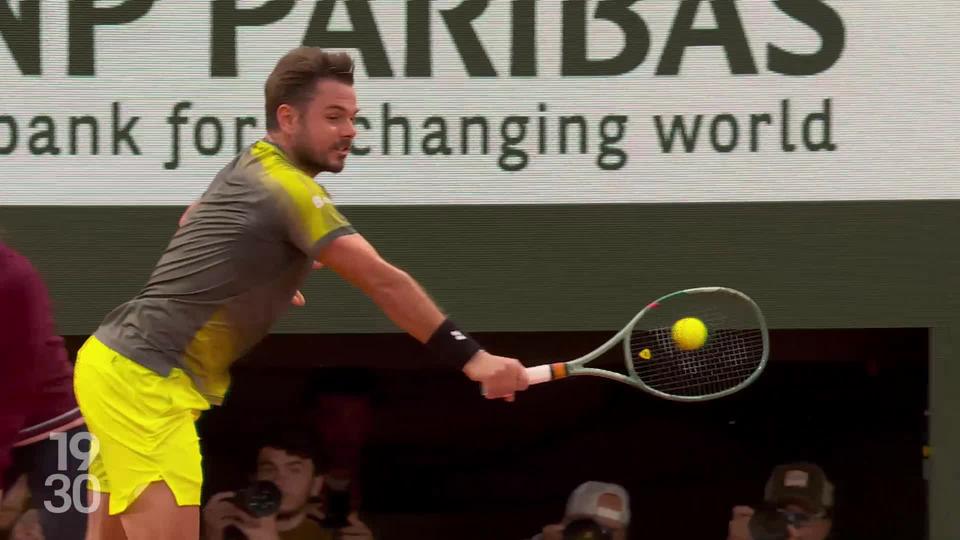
xmin=532 ymin=481 xmax=630 ymax=540
xmin=727 ymin=462 xmax=834 ymax=540
xmin=0 ymin=241 xmax=88 ymax=540
xmin=203 ymin=430 xmax=373 ymax=540
xmin=305 ymin=368 xmax=376 ymax=514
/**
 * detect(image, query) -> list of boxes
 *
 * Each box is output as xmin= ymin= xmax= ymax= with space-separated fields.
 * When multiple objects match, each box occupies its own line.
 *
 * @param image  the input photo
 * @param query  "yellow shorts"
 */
xmin=73 ymin=336 xmax=210 ymax=515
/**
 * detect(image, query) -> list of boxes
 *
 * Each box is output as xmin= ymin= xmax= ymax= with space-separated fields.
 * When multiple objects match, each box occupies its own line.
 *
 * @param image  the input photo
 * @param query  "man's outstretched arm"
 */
xmin=317 ymin=234 xmax=529 ymax=401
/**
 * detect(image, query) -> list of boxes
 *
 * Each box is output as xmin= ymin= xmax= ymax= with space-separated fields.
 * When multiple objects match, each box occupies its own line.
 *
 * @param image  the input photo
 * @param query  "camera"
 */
xmin=562 ymin=517 xmax=614 ymax=540
xmin=227 ymin=480 xmax=282 ymax=518
xmin=748 ymin=504 xmax=792 ymax=540
xmin=320 ymin=476 xmax=352 ymax=529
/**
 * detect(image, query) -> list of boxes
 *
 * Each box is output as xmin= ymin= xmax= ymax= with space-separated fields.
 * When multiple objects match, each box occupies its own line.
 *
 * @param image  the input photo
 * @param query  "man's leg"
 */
xmin=73 ymin=338 xmax=208 ymax=540
xmin=118 ymin=482 xmax=199 ymax=540
xmin=84 ymin=493 xmax=127 ymax=540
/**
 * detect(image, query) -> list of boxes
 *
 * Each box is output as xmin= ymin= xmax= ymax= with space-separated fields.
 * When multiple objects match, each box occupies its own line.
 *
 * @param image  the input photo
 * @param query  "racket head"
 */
xmin=623 ymin=287 xmax=769 ymax=402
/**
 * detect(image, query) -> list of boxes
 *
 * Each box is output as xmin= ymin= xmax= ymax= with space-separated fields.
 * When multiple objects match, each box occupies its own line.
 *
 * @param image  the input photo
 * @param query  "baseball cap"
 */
xmin=764 ymin=462 xmax=834 ymax=514
xmin=564 ymin=481 xmax=631 ymax=526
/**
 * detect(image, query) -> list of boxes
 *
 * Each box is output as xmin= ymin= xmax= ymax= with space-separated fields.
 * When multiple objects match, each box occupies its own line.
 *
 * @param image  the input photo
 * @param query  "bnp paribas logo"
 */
xmin=1 ymin=1 xmax=844 ymax=78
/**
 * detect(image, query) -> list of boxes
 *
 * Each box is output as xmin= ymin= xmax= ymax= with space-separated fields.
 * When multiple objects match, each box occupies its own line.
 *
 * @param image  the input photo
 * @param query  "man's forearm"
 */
xmin=366 ymin=269 xmax=447 ymax=344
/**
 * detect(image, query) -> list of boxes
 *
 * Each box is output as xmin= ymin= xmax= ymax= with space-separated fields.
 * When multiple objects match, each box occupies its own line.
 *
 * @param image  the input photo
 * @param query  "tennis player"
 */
xmin=73 ymin=47 xmax=529 ymax=540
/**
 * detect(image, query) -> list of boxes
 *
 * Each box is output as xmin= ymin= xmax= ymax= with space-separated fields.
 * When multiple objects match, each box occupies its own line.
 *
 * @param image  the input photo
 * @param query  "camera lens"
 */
xmin=239 ymin=480 xmax=282 ymax=518
xmin=562 ymin=518 xmax=613 ymax=540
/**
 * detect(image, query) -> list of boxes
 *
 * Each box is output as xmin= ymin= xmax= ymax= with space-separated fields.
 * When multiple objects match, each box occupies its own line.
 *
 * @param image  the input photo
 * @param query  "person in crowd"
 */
xmin=530 ymin=481 xmax=630 ymax=540
xmin=727 ymin=462 xmax=834 ymax=540
xmin=203 ymin=429 xmax=373 ymax=540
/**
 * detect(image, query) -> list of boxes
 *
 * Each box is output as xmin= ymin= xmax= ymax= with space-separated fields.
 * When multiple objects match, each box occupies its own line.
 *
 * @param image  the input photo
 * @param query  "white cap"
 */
xmin=565 ymin=481 xmax=631 ymax=526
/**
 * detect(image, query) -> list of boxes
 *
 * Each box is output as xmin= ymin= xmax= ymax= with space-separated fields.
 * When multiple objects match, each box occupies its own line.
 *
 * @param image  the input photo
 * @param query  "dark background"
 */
xmin=67 ymin=327 xmax=927 ymax=539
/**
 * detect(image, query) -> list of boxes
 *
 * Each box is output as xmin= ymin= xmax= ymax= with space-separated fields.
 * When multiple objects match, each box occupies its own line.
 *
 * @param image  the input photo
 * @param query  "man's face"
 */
xmin=285 ymin=79 xmax=358 ymax=175
xmin=543 ymin=492 xmax=628 ymax=540
xmin=255 ymin=447 xmax=321 ymax=516
xmin=783 ymin=503 xmax=832 ymax=540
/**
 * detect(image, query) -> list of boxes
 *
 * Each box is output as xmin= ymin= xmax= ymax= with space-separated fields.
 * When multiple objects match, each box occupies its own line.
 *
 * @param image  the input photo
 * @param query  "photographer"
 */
xmin=727 ymin=463 xmax=834 ymax=540
xmin=202 ymin=430 xmax=373 ymax=540
xmin=531 ymin=481 xmax=630 ymax=540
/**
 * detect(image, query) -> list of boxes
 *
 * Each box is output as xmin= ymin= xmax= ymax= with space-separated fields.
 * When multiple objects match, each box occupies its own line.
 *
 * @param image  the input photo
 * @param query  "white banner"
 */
xmin=0 ymin=0 xmax=957 ymax=205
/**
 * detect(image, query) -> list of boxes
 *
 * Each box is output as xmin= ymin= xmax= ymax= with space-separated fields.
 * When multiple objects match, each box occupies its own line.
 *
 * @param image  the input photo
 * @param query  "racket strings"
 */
xmin=638 ymin=358 xmax=762 ymax=391
xmin=632 ymin=342 xmax=763 ymax=395
xmin=629 ymin=312 xmax=764 ymax=397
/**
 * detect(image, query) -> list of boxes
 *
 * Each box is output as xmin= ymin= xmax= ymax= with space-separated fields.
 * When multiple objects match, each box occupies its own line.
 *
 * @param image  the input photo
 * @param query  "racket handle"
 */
xmin=527 ymin=363 xmax=568 ymax=385
xmin=479 ymin=363 xmax=568 ymax=397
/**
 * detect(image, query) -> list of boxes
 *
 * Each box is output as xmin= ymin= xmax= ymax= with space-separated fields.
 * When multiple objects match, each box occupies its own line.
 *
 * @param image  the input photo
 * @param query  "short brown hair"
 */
xmin=264 ymin=47 xmax=355 ymax=130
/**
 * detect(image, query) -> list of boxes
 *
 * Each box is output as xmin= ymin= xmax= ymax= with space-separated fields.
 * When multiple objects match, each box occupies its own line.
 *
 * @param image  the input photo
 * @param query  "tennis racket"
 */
xmin=518 ymin=287 xmax=769 ymax=402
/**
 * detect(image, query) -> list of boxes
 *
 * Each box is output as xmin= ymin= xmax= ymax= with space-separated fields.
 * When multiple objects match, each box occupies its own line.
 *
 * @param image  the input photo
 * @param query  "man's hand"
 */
xmin=203 ymin=492 xmax=245 ymax=539
xmin=203 ymin=491 xmax=279 ymax=540
xmin=179 ymin=201 xmax=199 ymax=227
xmin=463 ymin=351 xmax=529 ymax=402
xmin=291 ymin=290 xmax=306 ymax=306
xmin=339 ymin=512 xmax=374 ymax=539
xmin=727 ymin=506 xmax=801 ymax=540
xmin=727 ymin=506 xmax=754 ymax=540
xmin=290 ymin=261 xmax=327 ymax=306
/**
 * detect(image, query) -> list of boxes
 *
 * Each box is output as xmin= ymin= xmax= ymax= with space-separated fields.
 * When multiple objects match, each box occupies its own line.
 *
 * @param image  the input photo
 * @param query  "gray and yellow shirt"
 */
xmin=94 ymin=139 xmax=355 ymax=404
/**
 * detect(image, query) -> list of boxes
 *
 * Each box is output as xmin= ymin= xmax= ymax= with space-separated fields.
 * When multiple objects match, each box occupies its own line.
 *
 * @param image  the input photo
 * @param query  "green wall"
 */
xmin=2 ymin=200 xmax=956 ymax=538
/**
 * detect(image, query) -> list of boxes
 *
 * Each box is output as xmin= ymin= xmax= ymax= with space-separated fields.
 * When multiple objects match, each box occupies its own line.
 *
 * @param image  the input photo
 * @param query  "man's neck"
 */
xmin=275 ymin=510 xmax=308 ymax=532
xmin=263 ymin=132 xmax=319 ymax=177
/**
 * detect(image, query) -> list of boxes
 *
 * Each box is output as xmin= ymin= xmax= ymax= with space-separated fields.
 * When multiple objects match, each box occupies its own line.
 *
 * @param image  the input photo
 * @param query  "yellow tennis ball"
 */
xmin=672 ymin=317 xmax=708 ymax=351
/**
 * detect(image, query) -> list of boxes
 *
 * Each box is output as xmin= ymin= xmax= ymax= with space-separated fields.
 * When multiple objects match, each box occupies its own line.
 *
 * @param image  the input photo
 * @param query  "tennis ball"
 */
xmin=672 ymin=317 xmax=708 ymax=351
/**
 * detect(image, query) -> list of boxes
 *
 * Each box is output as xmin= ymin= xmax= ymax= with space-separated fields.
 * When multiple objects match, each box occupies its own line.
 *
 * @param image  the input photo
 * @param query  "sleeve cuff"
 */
xmin=308 ymin=225 xmax=357 ymax=259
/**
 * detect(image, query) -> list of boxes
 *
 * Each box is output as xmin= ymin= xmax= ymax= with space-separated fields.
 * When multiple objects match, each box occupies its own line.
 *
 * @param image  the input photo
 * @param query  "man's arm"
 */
xmin=318 ymin=234 xmax=442 ymax=342
xmin=317 ymin=234 xmax=529 ymax=400
xmin=264 ymin=172 xmax=528 ymax=400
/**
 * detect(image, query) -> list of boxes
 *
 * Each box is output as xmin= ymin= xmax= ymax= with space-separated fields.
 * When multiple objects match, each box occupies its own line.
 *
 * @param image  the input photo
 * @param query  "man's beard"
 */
xmin=291 ymin=137 xmax=334 ymax=174
xmin=291 ymin=126 xmax=347 ymax=175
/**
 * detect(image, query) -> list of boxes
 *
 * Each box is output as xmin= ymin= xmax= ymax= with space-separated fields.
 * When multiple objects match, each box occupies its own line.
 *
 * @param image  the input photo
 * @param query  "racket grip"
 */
xmin=480 ymin=363 xmax=567 ymax=397
xmin=527 ymin=363 xmax=568 ymax=385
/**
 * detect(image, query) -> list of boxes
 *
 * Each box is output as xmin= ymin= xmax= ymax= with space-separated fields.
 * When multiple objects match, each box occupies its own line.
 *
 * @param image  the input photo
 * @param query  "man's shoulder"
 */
xmin=247 ymin=140 xmax=324 ymax=197
xmin=196 ymin=145 xmax=277 ymax=207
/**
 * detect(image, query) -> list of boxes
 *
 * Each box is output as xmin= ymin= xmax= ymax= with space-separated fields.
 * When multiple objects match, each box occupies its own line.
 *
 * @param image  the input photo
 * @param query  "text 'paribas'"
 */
xmin=0 ymin=0 xmax=845 ymax=78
